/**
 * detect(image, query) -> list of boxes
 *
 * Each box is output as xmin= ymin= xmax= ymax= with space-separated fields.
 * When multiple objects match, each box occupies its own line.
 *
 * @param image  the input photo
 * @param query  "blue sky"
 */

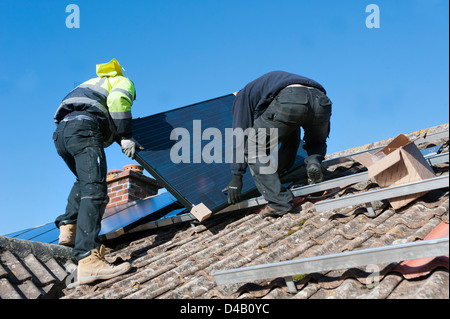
xmin=0 ymin=0 xmax=448 ymax=235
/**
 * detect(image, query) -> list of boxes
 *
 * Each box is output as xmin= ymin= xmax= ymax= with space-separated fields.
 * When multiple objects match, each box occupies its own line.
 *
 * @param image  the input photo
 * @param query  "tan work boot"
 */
xmin=77 ymin=245 xmax=131 ymax=285
xmin=59 ymin=224 xmax=77 ymax=247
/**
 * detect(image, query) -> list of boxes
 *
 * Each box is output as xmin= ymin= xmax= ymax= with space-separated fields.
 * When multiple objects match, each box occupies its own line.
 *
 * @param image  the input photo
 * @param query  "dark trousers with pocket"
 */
xmin=246 ymin=86 xmax=332 ymax=212
xmin=53 ymin=118 xmax=109 ymax=260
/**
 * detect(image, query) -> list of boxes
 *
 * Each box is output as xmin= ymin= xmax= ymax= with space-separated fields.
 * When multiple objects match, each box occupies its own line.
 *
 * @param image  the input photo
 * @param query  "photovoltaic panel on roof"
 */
xmin=4 ymin=192 xmax=182 ymax=243
xmin=133 ymin=94 xmax=307 ymax=215
xmin=99 ymin=191 xmax=183 ymax=239
xmin=4 ymin=223 xmax=60 ymax=244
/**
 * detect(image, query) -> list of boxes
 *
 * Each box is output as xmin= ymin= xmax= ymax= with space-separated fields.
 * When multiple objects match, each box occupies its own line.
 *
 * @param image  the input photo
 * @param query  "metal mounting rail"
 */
xmin=300 ymin=151 xmax=448 ymax=199
xmin=219 ymin=152 xmax=448 ymax=215
xmin=292 ymin=171 xmax=368 ymax=197
xmin=314 ymin=174 xmax=449 ymax=213
xmin=323 ymin=129 xmax=448 ymax=169
xmin=217 ymin=172 xmax=370 ymax=214
xmin=129 ymin=153 xmax=448 ymax=232
xmin=214 ymin=237 xmax=449 ymax=293
xmin=427 ymin=152 xmax=449 ymax=166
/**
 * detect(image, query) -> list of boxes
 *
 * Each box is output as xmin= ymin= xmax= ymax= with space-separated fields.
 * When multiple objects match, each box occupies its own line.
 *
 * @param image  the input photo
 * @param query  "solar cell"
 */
xmin=133 ymin=94 xmax=307 ymax=217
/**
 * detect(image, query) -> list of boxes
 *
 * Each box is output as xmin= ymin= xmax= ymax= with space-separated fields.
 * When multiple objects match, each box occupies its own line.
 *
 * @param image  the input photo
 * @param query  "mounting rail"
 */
xmin=214 ymin=237 xmax=449 ymax=293
xmin=314 ymin=174 xmax=449 ymax=215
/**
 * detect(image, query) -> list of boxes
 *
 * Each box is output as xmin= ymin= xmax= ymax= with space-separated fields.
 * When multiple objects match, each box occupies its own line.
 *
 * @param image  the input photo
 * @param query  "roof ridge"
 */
xmin=0 ymin=236 xmax=74 ymax=264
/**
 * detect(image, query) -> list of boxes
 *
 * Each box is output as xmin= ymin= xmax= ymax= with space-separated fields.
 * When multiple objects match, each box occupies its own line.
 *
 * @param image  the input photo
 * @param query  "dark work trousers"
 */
xmin=245 ymin=86 xmax=332 ymax=212
xmin=53 ymin=118 xmax=109 ymax=260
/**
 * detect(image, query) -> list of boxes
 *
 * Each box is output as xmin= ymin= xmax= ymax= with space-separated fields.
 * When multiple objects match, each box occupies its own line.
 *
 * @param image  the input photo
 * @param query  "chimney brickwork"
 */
xmin=106 ymin=164 xmax=161 ymax=208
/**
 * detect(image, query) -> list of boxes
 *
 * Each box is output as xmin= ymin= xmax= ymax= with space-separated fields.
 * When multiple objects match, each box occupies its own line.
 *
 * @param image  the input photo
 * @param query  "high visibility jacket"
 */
xmin=54 ymin=59 xmax=136 ymax=147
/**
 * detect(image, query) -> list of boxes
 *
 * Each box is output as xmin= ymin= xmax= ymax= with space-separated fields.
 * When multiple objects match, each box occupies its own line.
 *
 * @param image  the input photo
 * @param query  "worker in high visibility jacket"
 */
xmin=52 ymin=59 xmax=139 ymax=284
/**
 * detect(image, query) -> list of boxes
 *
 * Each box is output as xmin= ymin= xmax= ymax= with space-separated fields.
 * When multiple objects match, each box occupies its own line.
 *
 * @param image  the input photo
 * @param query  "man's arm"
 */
xmin=107 ymin=77 xmax=139 ymax=158
xmin=231 ymin=92 xmax=253 ymax=176
xmin=107 ymin=77 xmax=135 ymax=139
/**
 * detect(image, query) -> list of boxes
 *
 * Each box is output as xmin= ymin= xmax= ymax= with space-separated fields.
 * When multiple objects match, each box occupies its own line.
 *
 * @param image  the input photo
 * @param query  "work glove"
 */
xmin=223 ymin=175 xmax=243 ymax=204
xmin=121 ymin=138 xmax=144 ymax=159
xmin=304 ymin=154 xmax=324 ymax=184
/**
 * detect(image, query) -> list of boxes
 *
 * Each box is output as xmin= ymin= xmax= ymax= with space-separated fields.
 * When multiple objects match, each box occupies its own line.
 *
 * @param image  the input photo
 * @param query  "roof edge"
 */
xmin=0 ymin=235 xmax=74 ymax=264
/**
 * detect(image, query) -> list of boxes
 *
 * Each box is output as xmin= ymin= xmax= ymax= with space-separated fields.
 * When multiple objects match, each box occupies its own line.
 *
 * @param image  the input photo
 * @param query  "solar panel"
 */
xmin=3 ymin=223 xmax=59 ymax=244
xmin=99 ymin=191 xmax=183 ymax=240
xmin=133 ymin=94 xmax=307 ymax=217
xmin=4 ymin=192 xmax=183 ymax=243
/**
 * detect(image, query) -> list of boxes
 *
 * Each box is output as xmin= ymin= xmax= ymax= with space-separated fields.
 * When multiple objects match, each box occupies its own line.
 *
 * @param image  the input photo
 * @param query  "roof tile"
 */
xmin=0 ymin=278 xmax=23 ymax=299
xmin=23 ymin=254 xmax=57 ymax=286
xmin=0 ymin=250 xmax=33 ymax=283
xmin=16 ymin=280 xmax=44 ymax=299
xmin=387 ymin=269 xmax=449 ymax=299
xmin=393 ymin=221 xmax=449 ymax=279
xmin=0 ymin=238 xmax=73 ymax=299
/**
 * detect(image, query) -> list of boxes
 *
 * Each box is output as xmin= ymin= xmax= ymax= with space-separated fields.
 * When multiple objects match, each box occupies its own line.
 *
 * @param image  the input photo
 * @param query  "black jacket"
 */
xmin=231 ymin=71 xmax=325 ymax=175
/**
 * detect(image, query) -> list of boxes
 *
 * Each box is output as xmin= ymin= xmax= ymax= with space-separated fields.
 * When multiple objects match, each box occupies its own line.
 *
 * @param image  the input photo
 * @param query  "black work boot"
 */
xmin=305 ymin=155 xmax=324 ymax=184
xmin=258 ymin=205 xmax=289 ymax=218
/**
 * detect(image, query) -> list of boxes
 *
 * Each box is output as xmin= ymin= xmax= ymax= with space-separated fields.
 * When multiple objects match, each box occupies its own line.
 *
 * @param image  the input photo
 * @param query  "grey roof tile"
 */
xmin=387 ymin=269 xmax=449 ymax=299
xmin=23 ymin=254 xmax=57 ymax=286
xmin=0 ymin=239 xmax=74 ymax=299
xmin=16 ymin=280 xmax=45 ymax=299
xmin=0 ymin=278 xmax=23 ymax=299
xmin=0 ymin=250 xmax=33 ymax=283
xmin=0 ymin=263 xmax=8 ymax=279
xmin=45 ymin=258 xmax=69 ymax=282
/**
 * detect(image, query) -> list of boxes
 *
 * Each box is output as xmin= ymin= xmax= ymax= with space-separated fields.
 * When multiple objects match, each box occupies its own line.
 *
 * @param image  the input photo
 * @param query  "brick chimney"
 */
xmin=106 ymin=164 xmax=162 ymax=208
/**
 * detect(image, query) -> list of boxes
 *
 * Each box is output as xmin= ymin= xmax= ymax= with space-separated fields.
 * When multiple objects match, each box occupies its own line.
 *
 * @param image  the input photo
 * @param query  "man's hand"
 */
xmin=223 ymin=175 xmax=243 ymax=204
xmin=121 ymin=139 xmax=136 ymax=159
xmin=120 ymin=138 xmax=143 ymax=159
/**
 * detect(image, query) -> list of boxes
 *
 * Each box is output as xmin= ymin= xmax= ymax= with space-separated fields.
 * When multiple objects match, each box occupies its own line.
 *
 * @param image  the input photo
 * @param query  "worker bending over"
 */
xmin=225 ymin=71 xmax=332 ymax=217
